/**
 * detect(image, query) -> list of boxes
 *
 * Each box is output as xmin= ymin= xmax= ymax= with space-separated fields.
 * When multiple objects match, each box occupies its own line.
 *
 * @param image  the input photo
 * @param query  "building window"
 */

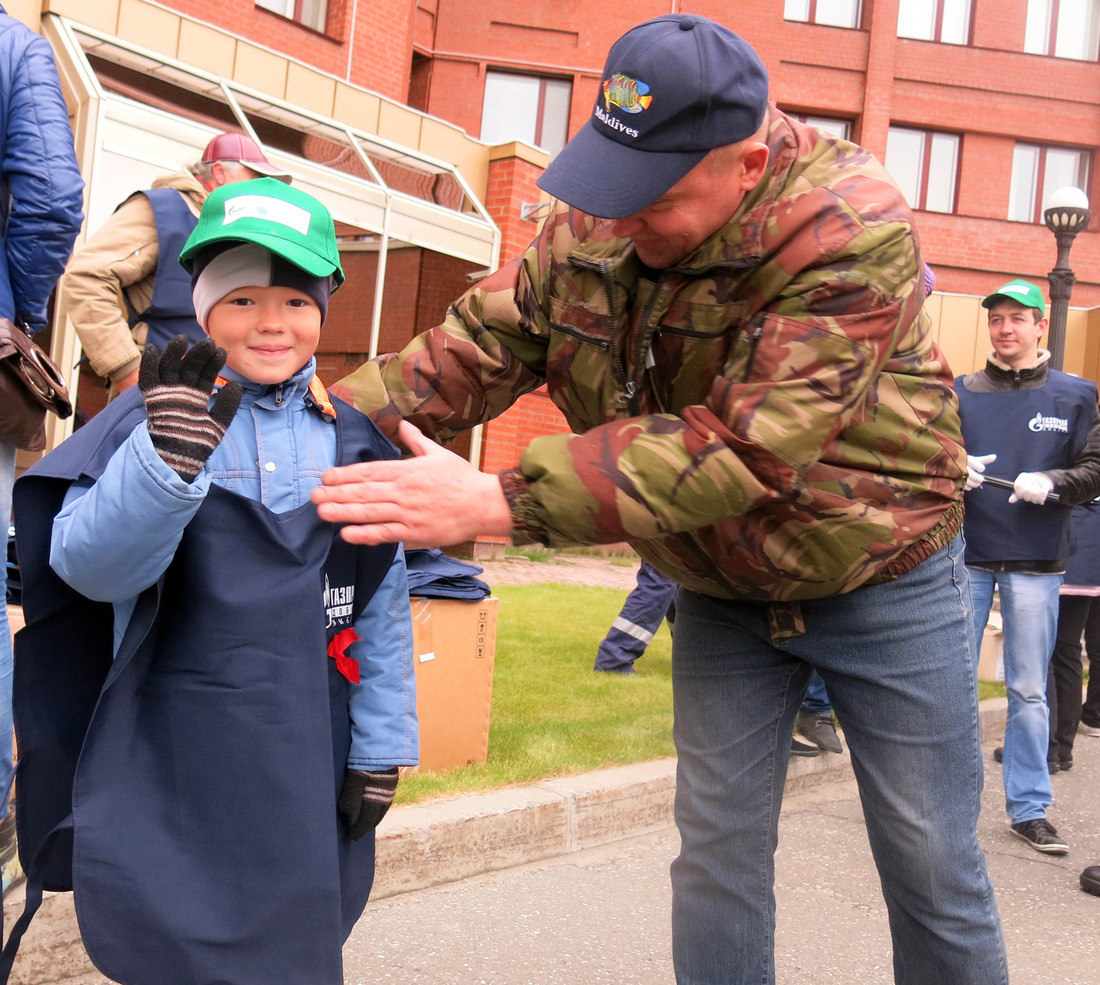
xmin=1009 ymin=144 xmax=1091 ymax=222
xmin=885 ymin=127 xmax=960 ymax=213
xmin=783 ymin=0 xmax=862 ymax=28
xmin=1024 ymin=0 xmax=1100 ymax=59
xmin=480 ymin=71 xmax=572 ymax=158
xmin=897 ymin=0 xmax=973 ymax=44
xmin=255 ymin=0 xmax=328 ymax=33
xmin=789 ymin=114 xmax=852 ymax=140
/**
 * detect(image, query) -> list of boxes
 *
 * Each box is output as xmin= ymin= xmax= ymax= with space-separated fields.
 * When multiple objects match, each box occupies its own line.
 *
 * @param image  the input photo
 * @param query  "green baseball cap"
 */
xmin=981 ymin=278 xmax=1045 ymax=316
xmin=180 ymin=177 xmax=344 ymax=287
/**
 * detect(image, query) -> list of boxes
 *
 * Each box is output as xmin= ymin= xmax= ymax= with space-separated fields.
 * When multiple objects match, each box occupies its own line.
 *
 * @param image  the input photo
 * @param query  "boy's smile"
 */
xmin=206 ymin=285 xmax=322 ymax=384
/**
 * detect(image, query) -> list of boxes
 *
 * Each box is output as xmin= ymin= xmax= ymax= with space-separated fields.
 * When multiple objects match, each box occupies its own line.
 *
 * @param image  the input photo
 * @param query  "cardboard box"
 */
xmin=410 ymin=596 xmax=498 ymax=772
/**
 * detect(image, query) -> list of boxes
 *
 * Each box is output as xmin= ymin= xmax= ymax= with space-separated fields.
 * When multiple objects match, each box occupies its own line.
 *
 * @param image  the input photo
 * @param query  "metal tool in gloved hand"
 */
xmin=339 ymin=768 xmax=399 ymax=840
xmin=139 ymin=334 xmax=243 ymax=482
xmin=980 ymin=474 xmax=1061 ymax=504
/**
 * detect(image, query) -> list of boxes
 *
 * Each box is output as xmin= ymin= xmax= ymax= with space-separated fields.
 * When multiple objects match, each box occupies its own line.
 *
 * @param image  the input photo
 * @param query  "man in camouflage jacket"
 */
xmin=316 ymin=15 xmax=1007 ymax=985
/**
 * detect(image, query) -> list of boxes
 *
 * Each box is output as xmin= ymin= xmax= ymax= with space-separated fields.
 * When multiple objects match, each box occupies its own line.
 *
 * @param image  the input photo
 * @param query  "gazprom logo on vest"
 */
xmin=324 ymin=574 xmax=354 ymax=629
xmin=1028 ymin=411 xmax=1069 ymax=433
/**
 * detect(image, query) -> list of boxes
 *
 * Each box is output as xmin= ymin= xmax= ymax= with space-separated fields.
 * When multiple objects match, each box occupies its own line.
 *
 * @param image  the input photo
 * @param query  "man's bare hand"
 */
xmin=312 ymin=421 xmax=514 ymax=547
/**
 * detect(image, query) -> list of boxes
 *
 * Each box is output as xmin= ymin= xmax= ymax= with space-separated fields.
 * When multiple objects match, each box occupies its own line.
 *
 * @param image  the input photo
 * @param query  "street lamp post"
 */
xmin=1043 ymin=186 xmax=1092 ymax=371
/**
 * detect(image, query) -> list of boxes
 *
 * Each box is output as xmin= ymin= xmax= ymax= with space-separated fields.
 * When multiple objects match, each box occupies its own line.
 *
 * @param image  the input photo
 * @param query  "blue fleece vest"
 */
xmin=126 ymin=188 xmax=203 ymax=348
xmin=1064 ymin=500 xmax=1100 ymax=587
xmin=956 ymin=370 xmax=1097 ymax=563
xmin=5 ymin=388 xmax=398 ymax=985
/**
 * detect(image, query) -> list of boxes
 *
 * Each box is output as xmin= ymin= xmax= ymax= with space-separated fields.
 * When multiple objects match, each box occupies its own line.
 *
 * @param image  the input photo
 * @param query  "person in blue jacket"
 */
xmin=0 ymin=1 xmax=84 ymax=895
xmin=6 ymin=179 xmax=416 ymax=985
xmin=959 ymin=278 xmax=1100 ymax=857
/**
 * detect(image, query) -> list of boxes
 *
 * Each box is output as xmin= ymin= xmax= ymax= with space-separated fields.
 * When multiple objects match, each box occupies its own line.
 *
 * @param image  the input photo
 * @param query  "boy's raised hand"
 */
xmin=139 ymin=334 xmax=243 ymax=482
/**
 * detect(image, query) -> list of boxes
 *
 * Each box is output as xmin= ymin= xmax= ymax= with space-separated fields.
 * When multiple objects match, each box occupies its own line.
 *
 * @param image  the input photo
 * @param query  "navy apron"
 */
xmin=4 ymin=388 xmax=398 ymax=985
xmin=126 ymin=188 xmax=204 ymax=349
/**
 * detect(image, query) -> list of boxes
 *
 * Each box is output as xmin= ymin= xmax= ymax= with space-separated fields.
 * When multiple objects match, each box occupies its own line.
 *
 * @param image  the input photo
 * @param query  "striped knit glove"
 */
xmin=339 ymin=767 xmax=399 ymax=840
xmin=139 ymin=335 xmax=242 ymax=482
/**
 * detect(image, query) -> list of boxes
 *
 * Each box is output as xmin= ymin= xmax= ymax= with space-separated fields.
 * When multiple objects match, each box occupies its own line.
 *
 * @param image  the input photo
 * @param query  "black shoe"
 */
xmin=993 ymin=746 xmax=1003 ymax=763
xmin=1082 ymin=866 xmax=1100 ymax=896
xmin=1059 ymin=758 xmax=1073 ymax=772
xmin=594 ymin=665 xmax=636 ymax=675
xmin=1010 ymin=818 xmax=1069 ymax=854
xmin=790 ymin=737 xmax=821 ymax=758
xmin=796 ymin=713 xmax=843 ymax=754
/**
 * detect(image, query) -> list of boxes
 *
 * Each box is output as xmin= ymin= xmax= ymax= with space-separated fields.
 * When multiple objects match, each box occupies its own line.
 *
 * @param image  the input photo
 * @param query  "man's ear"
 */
xmin=1037 ymin=315 xmax=1049 ymax=337
xmin=739 ymin=142 xmax=770 ymax=191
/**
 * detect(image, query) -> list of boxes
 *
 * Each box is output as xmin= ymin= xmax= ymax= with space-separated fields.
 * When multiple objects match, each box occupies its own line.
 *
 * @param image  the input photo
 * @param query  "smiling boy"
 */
xmin=8 ymin=179 xmax=417 ymax=985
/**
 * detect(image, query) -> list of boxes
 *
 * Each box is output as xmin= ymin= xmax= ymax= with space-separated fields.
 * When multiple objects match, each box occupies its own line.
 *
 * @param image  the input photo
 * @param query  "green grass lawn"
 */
xmin=395 ymin=581 xmax=1012 ymax=806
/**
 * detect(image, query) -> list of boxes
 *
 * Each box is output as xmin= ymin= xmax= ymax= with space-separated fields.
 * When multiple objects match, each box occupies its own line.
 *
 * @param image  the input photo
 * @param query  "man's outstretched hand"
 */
xmin=312 ymin=420 xmax=514 ymax=547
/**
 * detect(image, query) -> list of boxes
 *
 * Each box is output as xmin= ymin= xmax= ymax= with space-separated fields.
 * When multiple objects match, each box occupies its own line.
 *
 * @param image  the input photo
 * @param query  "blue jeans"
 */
xmin=968 ymin=566 xmax=1060 ymax=823
xmin=801 ymin=669 xmax=831 ymax=715
xmin=0 ymin=441 xmax=14 ymax=817
xmin=670 ymin=535 xmax=1006 ymax=985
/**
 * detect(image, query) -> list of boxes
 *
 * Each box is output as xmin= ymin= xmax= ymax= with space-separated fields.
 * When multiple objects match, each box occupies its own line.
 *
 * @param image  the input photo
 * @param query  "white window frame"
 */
xmin=885 ymin=126 xmax=960 ymax=213
xmin=1009 ymin=143 xmax=1091 ymax=222
xmin=1024 ymin=0 xmax=1100 ymax=60
xmin=480 ymin=71 xmax=573 ymax=159
xmin=783 ymin=0 xmax=863 ymax=29
xmin=897 ymin=0 xmax=973 ymax=44
xmin=255 ymin=0 xmax=328 ymax=34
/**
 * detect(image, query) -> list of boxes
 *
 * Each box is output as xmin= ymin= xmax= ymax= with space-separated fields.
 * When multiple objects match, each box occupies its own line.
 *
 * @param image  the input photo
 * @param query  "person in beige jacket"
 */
xmin=60 ymin=131 xmax=290 ymax=398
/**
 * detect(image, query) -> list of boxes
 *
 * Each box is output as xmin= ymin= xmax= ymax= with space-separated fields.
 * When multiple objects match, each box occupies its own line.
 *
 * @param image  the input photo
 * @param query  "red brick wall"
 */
xmin=480 ymin=390 xmax=569 ymax=475
xmin=486 ymin=155 xmax=544 ymax=263
xmin=168 ymin=0 xmax=415 ymax=101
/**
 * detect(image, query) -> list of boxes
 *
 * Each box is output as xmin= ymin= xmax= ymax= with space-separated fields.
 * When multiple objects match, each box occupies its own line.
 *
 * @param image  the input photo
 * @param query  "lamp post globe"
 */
xmin=1043 ymin=186 xmax=1091 ymax=371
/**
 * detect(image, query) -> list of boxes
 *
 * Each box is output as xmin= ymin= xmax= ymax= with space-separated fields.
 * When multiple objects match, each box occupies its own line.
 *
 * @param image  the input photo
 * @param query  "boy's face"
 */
xmin=987 ymin=300 xmax=1047 ymax=370
xmin=205 ymin=285 xmax=322 ymax=384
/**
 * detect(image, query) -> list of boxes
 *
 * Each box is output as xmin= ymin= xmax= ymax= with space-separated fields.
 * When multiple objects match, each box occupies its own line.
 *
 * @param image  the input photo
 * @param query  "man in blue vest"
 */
xmin=958 ymin=278 xmax=1100 ymax=855
xmin=60 ymin=131 xmax=290 ymax=401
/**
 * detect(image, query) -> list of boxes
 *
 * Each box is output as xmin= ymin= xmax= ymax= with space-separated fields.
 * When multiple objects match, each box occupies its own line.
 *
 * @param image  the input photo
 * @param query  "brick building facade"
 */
xmin=13 ymin=0 xmax=1100 ymax=540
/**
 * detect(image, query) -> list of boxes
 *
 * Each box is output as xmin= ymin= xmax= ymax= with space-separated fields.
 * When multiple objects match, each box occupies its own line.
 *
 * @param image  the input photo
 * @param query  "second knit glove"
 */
xmin=339 ymin=767 xmax=399 ymax=840
xmin=139 ymin=335 xmax=242 ymax=482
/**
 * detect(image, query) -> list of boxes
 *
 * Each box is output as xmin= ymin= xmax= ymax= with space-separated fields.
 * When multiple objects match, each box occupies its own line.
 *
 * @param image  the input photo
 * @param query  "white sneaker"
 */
xmin=1078 ymin=721 xmax=1100 ymax=738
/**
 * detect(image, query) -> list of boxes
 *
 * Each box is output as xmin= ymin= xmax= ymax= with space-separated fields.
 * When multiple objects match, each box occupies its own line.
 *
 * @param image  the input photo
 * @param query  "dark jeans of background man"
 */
xmin=1049 ymin=595 xmax=1100 ymax=764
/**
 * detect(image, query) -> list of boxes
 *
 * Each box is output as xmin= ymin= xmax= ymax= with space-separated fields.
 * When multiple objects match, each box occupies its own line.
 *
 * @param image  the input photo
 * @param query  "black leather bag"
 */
xmin=0 ymin=317 xmax=72 ymax=452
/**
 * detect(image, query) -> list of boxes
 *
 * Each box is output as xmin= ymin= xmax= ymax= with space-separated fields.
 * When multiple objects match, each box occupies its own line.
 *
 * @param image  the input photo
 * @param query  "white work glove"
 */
xmin=1009 ymin=472 xmax=1054 ymax=505
xmin=965 ymin=453 xmax=997 ymax=491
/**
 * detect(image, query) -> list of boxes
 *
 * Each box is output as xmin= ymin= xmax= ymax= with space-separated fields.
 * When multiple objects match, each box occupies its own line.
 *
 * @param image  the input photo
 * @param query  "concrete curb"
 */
xmin=3 ymin=698 xmax=1010 ymax=984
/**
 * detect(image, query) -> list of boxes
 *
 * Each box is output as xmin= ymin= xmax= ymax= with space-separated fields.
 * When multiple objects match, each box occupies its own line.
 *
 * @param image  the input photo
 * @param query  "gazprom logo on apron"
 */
xmin=1028 ymin=411 xmax=1069 ymax=433
xmin=323 ymin=574 xmax=355 ymax=629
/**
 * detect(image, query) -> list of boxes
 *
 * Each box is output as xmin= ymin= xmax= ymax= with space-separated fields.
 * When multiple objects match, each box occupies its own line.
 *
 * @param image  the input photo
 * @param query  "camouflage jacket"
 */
xmin=336 ymin=108 xmax=967 ymax=601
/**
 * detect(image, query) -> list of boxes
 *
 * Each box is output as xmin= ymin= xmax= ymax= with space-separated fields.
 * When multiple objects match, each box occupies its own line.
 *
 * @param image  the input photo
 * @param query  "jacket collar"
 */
xmin=983 ymin=348 xmax=1051 ymax=386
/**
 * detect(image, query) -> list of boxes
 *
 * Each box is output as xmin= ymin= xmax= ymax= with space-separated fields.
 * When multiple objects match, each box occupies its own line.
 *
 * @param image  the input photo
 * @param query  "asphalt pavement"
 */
xmin=16 ymin=696 xmax=1100 ymax=985
xmin=345 ymin=719 xmax=1100 ymax=985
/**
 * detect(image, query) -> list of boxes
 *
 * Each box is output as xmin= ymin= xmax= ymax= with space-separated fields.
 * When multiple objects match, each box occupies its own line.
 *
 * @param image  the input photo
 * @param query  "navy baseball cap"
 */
xmin=537 ymin=14 xmax=769 ymax=219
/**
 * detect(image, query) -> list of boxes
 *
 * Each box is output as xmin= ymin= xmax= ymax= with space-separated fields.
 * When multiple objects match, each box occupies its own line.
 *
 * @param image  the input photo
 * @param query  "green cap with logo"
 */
xmin=981 ymin=278 xmax=1045 ymax=316
xmin=180 ymin=176 xmax=344 ymax=287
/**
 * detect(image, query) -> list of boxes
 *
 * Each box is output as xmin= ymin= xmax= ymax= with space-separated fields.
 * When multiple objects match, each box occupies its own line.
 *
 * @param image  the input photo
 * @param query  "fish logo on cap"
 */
xmin=602 ymin=74 xmax=652 ymax=114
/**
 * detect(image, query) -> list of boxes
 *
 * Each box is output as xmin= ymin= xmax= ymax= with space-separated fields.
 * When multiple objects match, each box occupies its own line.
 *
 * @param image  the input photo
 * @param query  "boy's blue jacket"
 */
xmin=8 ymin=364 xmax=417 ymax=984
xmin=51 ymin=359 xmax=418 ymax=770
